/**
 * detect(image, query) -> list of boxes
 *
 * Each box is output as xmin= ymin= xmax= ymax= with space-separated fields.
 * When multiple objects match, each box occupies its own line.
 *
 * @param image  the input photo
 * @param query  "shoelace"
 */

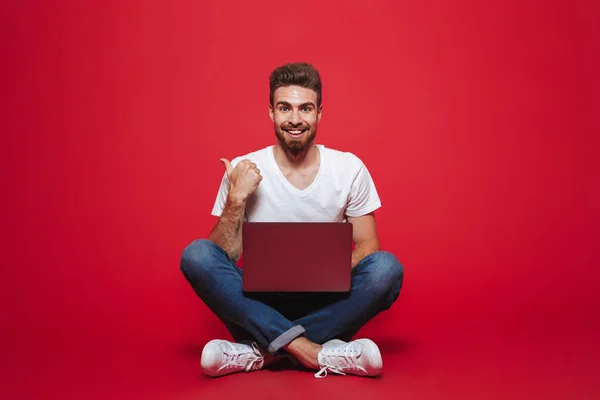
xmin=314 ymin=342 xmax=367 ymax=379
xmin=220 ymin=342 xmax=264 ymax=372
xmin=315 ymin=365 xmax=345 ymax=378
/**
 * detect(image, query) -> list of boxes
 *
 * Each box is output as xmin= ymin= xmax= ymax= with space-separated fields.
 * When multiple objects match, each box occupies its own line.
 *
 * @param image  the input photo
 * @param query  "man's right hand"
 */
xmin=220 ymin=158 xmax=263 ymax=202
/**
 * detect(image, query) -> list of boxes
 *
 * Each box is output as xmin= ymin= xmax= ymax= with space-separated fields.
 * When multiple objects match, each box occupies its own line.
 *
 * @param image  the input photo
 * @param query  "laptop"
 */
xmin=242 ymin=222 xmax=353 ymax=292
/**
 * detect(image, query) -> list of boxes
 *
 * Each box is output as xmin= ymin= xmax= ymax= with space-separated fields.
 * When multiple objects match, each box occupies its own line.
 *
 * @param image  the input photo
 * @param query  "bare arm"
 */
xmin=347 ymin=212 xmax=380 ymax=268
xmin=208 ymin=158 xmax=262 ymax=262
xmin=208 ymin=196 xmax=246 ymax=262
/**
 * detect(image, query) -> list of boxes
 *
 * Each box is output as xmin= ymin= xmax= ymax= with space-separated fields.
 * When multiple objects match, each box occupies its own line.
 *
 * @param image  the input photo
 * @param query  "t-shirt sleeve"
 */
xmin=211 ymin=172 xmax=230 ymax=217
xmin=345 ymin=160 xmax=382 ymax=217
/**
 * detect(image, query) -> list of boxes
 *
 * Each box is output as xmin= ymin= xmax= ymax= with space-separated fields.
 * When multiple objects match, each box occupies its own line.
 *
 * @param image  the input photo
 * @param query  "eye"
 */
xmin=301 ymin=107 xmax=312 ymax=112
xmin=279 ymin=106 xmax=289 ymax=112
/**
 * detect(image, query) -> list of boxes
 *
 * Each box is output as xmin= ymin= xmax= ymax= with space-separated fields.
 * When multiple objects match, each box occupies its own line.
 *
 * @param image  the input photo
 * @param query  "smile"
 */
xmin=284 ymin=129 xmax=307 ymax=138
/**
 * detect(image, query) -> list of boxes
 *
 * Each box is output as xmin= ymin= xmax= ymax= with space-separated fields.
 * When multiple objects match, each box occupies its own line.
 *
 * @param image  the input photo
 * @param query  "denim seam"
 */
xmin=267 ymin=325 xmax=306 ymax=355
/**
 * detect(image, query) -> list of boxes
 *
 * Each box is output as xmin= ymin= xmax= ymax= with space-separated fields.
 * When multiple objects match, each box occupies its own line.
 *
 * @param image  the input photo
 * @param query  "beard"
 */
xmin=274 ymin=123 xmax=317 ymax=156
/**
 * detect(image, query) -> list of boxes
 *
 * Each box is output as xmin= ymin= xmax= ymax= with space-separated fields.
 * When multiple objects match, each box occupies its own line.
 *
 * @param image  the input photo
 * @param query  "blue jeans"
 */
xmin=180 ymin=239 xmax=403 ymax=355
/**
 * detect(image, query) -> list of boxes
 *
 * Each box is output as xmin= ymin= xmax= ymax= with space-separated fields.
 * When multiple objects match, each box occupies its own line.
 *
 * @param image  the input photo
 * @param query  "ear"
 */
xmin=317 ymin=104 xmax=323 ymax=123
xmin=269 ymin=104 xmax=274 ymax=122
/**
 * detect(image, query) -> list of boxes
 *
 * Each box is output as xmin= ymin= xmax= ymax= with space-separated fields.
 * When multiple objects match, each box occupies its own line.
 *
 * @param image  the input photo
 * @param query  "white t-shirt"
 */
xmin=211 ymin=144 xmax=381 ymax=222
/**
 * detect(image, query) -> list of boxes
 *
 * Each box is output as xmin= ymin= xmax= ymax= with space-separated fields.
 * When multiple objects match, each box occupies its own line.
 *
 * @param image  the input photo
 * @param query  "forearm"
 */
xmin=351 ymin=240 xmax=380 ymax=269
xmin=208 ymin=196 xmax=246 ymax=262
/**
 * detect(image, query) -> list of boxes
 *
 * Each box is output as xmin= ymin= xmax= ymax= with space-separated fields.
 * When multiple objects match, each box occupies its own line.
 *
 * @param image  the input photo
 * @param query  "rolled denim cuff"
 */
xmin=267 ymin=325 xmax=306 ymax=355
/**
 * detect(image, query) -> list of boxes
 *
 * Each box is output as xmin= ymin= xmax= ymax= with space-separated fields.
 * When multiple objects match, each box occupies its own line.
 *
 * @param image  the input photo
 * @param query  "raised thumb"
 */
xmin=219 ymin=158 xmax=233 ymax=178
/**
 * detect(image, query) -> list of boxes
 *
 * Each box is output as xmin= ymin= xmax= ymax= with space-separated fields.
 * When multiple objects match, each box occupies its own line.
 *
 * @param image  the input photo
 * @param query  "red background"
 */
xmin=1 ymin=1 xmax=599 ymax=398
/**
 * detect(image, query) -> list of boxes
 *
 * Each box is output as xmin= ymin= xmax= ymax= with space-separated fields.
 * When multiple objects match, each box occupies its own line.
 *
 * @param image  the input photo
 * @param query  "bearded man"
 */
xmin=180 ymin=62 xmax=404 ymax=379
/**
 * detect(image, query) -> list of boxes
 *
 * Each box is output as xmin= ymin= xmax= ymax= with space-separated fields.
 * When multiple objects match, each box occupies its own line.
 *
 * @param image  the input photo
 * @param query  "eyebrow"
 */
xmin=276 ymin=101 xmax=316 ymax=108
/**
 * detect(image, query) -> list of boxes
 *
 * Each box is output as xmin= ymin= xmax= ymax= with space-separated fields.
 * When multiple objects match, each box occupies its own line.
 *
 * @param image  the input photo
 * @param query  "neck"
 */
xmin=274 ymin=142 xmax=319 ymax=170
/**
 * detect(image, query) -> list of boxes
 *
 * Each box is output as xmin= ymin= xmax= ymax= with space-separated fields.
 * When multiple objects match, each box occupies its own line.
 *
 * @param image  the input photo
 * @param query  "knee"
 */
xmin=366 ymin=251 xmax=404 ymax=284
xmin=180 ymin=239 xmax=221 ymax=279
xmin=363 ymin=251 xmax=404 ymax=308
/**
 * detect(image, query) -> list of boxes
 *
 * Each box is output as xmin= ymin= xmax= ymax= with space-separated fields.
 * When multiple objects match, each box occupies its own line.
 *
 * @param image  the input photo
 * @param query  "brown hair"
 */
xmin=269 ymin=62 xmax=322 ymax=107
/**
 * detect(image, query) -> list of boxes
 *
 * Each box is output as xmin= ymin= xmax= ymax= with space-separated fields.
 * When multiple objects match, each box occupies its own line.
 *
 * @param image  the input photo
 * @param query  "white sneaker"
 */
xmin=201 ymin=339 xmax=265 ymax=377
xmin=315 ymin=338 xmax=383 ymax=378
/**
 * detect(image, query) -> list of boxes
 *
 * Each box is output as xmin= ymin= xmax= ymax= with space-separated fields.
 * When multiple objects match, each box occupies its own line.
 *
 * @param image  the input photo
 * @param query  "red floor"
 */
xmin=3 ymin=286 xmax=598 ymax=399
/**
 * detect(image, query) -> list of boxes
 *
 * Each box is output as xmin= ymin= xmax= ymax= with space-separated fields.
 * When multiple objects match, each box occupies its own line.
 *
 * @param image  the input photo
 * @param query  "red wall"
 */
xmin=1 ymin=0 xmax=598 ymax=397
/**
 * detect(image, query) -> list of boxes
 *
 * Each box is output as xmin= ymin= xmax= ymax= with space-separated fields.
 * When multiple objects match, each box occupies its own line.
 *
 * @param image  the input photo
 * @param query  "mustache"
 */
xmin=281 ymin=124 xmax=310 ymax=130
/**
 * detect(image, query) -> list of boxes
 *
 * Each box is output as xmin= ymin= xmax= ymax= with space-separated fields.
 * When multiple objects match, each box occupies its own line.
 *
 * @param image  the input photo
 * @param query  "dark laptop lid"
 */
xmin=242 ymin=222 xmax=353 ymax=292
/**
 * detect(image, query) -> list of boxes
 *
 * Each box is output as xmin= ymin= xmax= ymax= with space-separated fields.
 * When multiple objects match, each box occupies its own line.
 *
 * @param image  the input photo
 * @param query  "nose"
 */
xmin=290 ymin=109 xmax=302 ymax=125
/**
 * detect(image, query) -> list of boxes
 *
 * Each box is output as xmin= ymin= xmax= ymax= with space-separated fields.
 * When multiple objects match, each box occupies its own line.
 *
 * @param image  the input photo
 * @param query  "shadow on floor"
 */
xmin=176 ymin=336 xmax=415 ymax=362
